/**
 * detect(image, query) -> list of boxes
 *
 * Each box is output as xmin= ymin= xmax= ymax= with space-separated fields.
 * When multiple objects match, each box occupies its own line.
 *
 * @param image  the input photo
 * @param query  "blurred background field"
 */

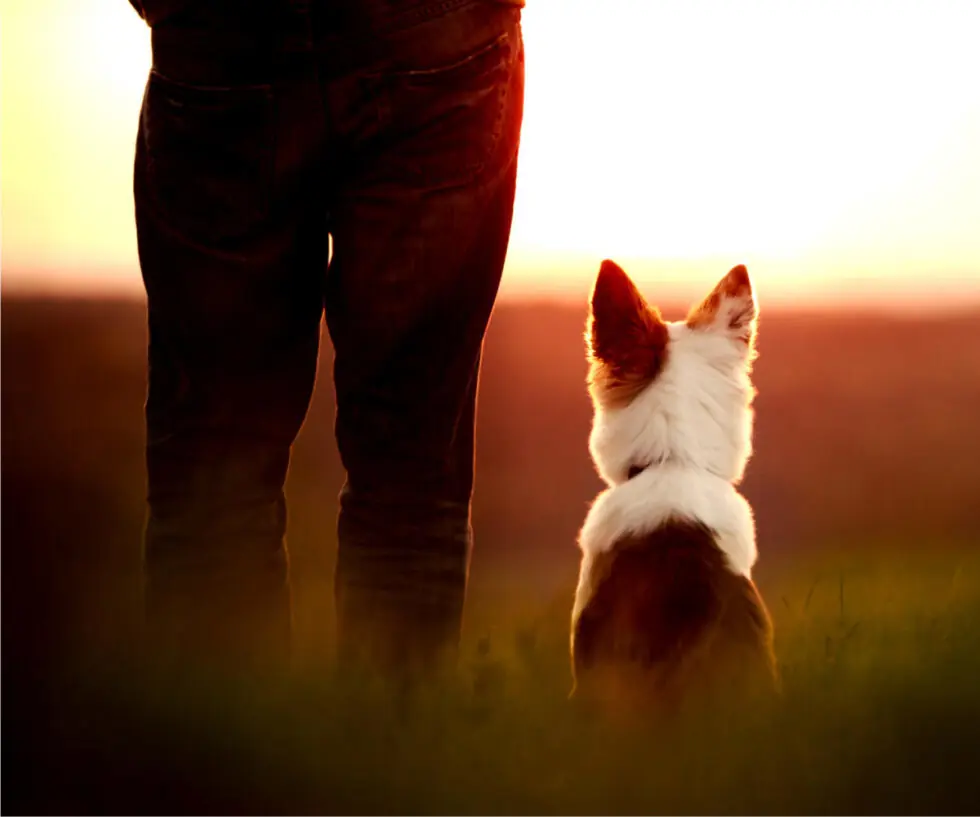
xmin=3 ymin=294 xmax=979 ymax=814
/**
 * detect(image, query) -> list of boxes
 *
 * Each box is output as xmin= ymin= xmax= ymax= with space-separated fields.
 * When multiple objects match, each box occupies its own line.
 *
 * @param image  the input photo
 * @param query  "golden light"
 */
xmin=2 ymin=0 xmax=150 ymax=288
xmin=508 ymin=0 xmax=980 ymax=301
xmin=2 ymin=0 xmax=978 ymax=305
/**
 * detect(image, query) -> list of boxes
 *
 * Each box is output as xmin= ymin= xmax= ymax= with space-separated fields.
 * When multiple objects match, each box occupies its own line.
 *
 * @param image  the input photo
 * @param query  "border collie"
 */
xmin=571 ymin=260 xmax=777 ymax=713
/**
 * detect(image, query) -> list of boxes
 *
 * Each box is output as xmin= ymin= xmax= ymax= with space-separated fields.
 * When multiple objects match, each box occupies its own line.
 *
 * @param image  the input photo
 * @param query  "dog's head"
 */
xmin=586 ymin=260 xmax=758 ymax=486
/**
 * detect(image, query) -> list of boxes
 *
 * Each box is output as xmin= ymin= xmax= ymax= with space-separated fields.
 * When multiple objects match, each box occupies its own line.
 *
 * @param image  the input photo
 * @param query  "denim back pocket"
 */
xmin=141 ymin=70 xmax=276 ymax=247
xmin=367 ymin=27 xmax=522 ymax=193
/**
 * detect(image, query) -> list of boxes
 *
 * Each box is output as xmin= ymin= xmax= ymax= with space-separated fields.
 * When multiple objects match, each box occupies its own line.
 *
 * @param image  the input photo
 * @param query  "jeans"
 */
xmin=133 ymin=0 xmax=525 ymax=675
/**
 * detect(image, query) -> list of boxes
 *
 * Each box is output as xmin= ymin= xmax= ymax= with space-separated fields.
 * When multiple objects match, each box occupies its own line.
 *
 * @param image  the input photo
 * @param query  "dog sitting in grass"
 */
xmin=571 ymin=260 xmax=777 ymax=713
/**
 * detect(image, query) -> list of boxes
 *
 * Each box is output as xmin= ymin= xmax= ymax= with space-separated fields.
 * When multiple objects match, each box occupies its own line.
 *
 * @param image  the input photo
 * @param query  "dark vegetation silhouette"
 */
xmin=3 ymin=295 xmax=979 ymax=814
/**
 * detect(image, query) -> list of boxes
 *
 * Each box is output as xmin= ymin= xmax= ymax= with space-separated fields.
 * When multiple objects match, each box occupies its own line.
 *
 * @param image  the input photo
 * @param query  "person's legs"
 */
xmin=134 ymin=4 xmax=327 ymax=675
xmin=322 ymin=2 xmax=525 ymax=675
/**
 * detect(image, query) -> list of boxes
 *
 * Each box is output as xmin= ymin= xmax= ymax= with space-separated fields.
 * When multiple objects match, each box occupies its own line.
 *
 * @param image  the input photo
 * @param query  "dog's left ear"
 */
xmin=686 ymin=264 xmax=758 ymax=346
xmin=588 ymin=259 xmax=668 ymax=378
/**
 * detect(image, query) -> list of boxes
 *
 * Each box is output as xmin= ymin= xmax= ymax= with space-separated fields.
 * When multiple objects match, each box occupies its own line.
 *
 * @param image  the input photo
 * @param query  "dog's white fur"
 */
xmin=575 ymin=272 xmax=759 ymax=620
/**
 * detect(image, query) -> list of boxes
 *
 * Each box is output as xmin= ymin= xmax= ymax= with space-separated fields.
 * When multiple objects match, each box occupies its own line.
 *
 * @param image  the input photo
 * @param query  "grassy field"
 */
xmin=7 ymin=549 xmax=980 ymax=815
xmin=3 ymin=295 xmax=980 ymax=813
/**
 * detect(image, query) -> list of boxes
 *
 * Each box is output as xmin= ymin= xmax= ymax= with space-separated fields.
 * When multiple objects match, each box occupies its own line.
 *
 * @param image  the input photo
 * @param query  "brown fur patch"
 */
xmin=587 ymin=260 xmax=669 ymax=408
xmin=686 ymin=264 xmax=756 ymax=343
xmin=571 ymin=520 xmax=777 ymax=714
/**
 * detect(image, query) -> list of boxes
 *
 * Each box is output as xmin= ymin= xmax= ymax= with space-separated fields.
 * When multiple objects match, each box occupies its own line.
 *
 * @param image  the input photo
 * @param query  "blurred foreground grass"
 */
xmin=7 ymin=546 xmax=980 ymax=815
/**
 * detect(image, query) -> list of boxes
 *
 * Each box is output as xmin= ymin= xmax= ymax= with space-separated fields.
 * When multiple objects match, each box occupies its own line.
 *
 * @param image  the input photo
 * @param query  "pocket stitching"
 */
xmin=369 ymin=30 xmax=510 ymax=82
xmin=148 ymin=67 xmax=273 ymax=95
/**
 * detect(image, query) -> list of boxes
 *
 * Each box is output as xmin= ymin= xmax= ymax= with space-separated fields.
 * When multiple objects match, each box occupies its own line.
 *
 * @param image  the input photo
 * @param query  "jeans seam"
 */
xmin=375 ymin=0 xmax=483 ymax=35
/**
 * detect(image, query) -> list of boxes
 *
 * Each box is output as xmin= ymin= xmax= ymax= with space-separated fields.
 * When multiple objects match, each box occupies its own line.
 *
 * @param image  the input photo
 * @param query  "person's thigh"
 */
xmin=324 ymin=2 xmax=525 ymax=668
xmin=135 ymin=7 xmax=328 ymax=669
xmin=328 ymin=3 xmax=524 ymax=498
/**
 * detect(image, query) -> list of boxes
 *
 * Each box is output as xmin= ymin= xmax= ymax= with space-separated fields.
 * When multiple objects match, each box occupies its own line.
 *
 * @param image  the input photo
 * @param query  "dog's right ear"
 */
xmin=587 ymin=259 xmax=669 ymax=380
xmin=686 ymin=264 xmax=757 ymax=347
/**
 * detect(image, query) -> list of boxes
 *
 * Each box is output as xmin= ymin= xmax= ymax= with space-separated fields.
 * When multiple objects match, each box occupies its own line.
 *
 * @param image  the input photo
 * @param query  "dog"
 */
xmin=570 ymin=259 xmax=777 ymax=715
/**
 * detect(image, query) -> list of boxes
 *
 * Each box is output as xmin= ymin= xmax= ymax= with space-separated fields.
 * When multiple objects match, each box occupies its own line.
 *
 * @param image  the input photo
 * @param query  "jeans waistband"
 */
xmin=150 ymin=0 xmax=521 ymax=85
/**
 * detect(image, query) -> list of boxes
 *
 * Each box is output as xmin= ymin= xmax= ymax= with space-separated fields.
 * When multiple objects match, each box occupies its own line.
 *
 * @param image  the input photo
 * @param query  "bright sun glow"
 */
xmin=517 ymin=2 xmax=980 ymax=259
xmin=2 ymin=0 xmax=979 ymax=304
xmin=2 ymin=0 xmax=151 ymax=286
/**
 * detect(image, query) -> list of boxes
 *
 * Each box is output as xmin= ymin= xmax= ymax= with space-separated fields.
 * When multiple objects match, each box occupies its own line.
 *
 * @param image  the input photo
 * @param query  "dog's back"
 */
xmin=572 ymin=519 xmax=776 ymax=712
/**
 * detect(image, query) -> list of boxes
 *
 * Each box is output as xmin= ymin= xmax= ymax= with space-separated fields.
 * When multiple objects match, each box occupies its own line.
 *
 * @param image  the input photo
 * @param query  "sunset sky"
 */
xmin=2 ymin=0 xmax=979 ymax=306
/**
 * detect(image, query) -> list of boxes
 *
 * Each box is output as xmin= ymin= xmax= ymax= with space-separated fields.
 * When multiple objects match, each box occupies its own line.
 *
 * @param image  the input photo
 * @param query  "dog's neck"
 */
xmin=625 ymin=457 xmax=732 ymax=484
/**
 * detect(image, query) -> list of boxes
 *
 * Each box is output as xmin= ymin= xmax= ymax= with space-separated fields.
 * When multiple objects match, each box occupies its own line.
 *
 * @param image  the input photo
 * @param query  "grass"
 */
xmin=6 ymin=548 xmax=980 ymax=815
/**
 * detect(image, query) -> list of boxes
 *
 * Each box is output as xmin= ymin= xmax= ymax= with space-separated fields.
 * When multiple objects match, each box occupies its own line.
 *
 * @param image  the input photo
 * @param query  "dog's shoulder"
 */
xmin=578 ymin=470 xmax=758 ymax=578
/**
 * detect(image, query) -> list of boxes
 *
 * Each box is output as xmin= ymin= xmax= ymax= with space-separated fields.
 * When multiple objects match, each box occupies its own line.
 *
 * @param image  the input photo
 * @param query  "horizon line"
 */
xmin=4 ymin=263 xmax=980 ymax=316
